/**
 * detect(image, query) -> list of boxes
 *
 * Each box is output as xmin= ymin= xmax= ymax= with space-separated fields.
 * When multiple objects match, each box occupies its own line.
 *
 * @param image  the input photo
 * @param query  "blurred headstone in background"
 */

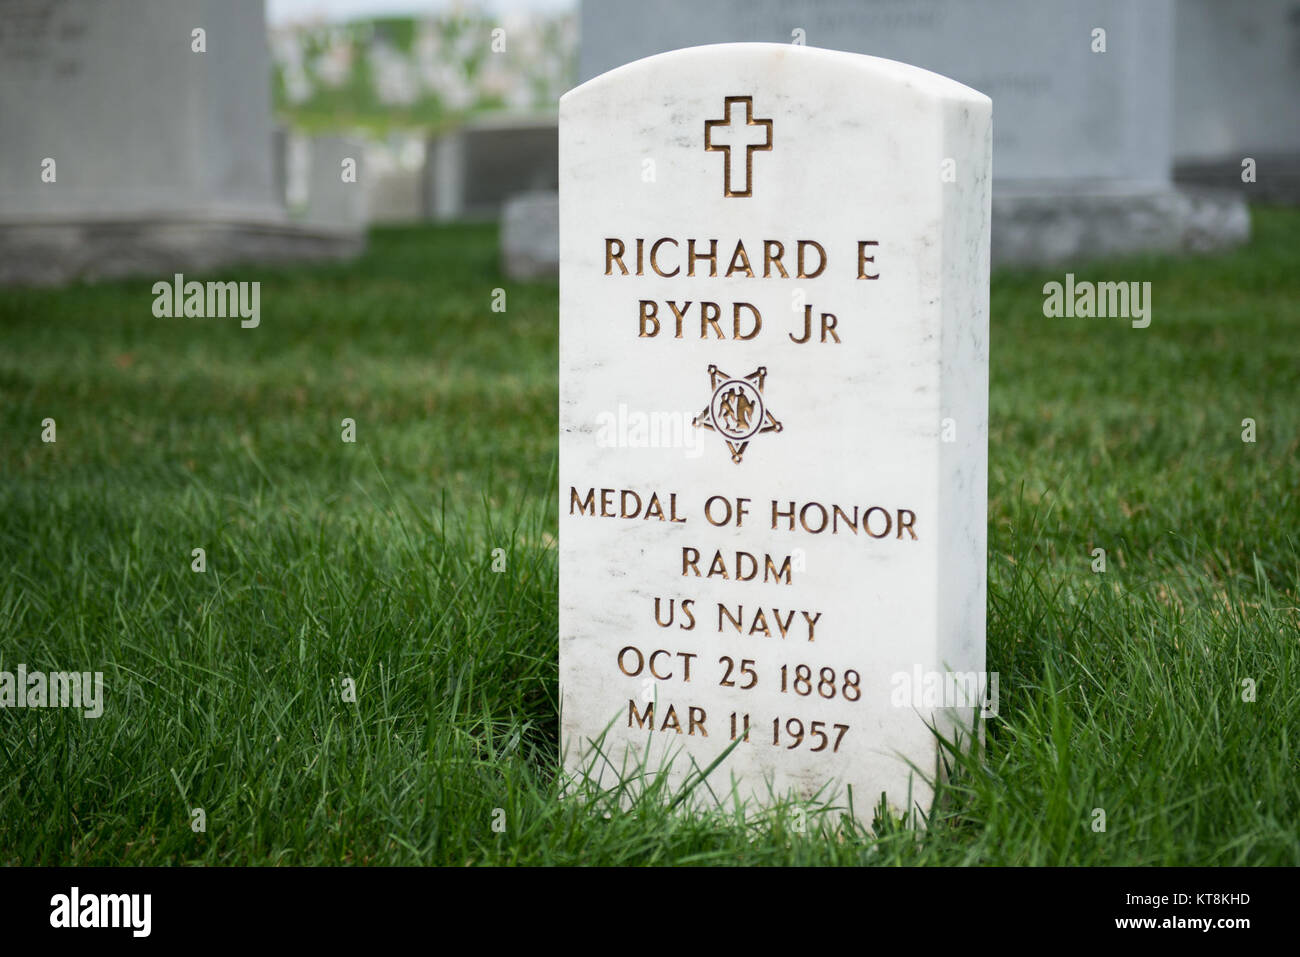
xmin=267 ymin=11 xmax=575 ymax=131
xmin=363 ymin=134 xmax=428 ymax=224
xmin=0 ymin=0 xmax=363 ymax=286
xmin=500 ymin=190 xmax=558 ymax=280
xmin=427 ymin=116 xmax=559 ymax=222
xmin=272 ymin=125 xmax=290 ymax=209
xmin=264 ymin=5 xmax=574 ymax=255
xmin=1173 ymin=0 xmax=1300 ymax=204
xmin=301 ymin=135 xmax=369 ymax=232
xmin=578 ymin=0 xmax=1252 ymax=266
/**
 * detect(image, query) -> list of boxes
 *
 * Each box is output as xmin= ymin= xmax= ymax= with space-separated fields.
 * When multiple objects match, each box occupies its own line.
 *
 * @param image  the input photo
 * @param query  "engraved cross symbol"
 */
xmin=704 ymin=96 xmax=773 ymax=198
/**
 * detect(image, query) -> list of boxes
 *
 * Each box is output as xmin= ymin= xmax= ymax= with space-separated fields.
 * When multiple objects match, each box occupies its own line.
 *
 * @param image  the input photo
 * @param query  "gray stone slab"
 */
xmin=363 ymin=134 xmax=428 ymax=225
xmin=301 ymin=136 xmax=368 ymax=231
xmin=992 ymin=185 xmax=1250 ymax=266
xmin=1174 ymin=0 xmax=1300 ymax=166
xmin=1172 ymin=1 xmax=1300 ymax=204
xmin=0 ymin=0 xmax=363 ymax=284
xmin=500 ymin=191 xmax=558 ymax=280
xmin=0 ymin=220 xmax=364 ymax=286
xmin=576 ymin=0 xmax=1251 ymax=263
xmin=580 ymin=0 xmax=1174 ymax=189
xmin=428 ymin=116 xmax=558 ymax=221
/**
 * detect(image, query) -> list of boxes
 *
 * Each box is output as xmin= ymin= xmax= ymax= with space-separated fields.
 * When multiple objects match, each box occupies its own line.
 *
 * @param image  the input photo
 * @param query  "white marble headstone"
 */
xmin=559 ymin=43 xmax=991 ymax=823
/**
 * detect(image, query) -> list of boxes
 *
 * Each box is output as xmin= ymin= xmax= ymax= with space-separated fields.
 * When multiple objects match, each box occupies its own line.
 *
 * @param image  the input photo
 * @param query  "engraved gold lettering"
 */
xmin=704 ymin=495 xmax=731 ymax=527
xmin=651 ymin=237 xmax=679 ymax=277
xmin=629 ymin=699 xmax=654 ymax=729
xmin=725 ymin=240 xmax=755 ymax=278
xmin=832 ymin=504 xmax=858 ymax=534
xmin=864 ymin=506 xmax=891 ymax=538
xmin=857 ymin=240 xmax=880 ymax=279
xmin=796 ymin=240 xmax=827 ymax=279
xmin=687 ymin=239 xmax=718 ymax=277
xmin=618 ymin=646 xmax=643 ymax=676
xmin=570 ymin=487 xmax=595 ymax=516
xmin=733 ymin=302 xmax=761 ymax=339
xmin=654 ymin=598 xmax=675 ymax=628
xmin=800 ymin=502 xmax=828 ymax=534
xmin=687 ymin=549 xmax=794 ymax=583
xmin=790 ymin=305 xmax=813 ymax=344
xmin=773 ymin=609 xmax=795 ymax=637
xmin=700 ymin=301 xmax=723 ymax=338
xmin=688 ymin=706 xmax=707 ymax=736
xmin=660 ymin=704 xmax=682 ymax=734
xmin=820 ymin=313 xmax=840 ymax=343
xmin=764 ymin=554 xmax=792 ymax=584
xmin=638 ymin=300 xmax=660 ymax=337
xmin=668 ymin=300 xmax=690 ymax=338
xmin=605 ymin=238 xmax=628 ymax=275
xmin=627 ymin=700 xmax=707 ymax=735
xmin=649 ymin=649 xmax=672 ymax=680
xmin=717 ymin=603 xmax=810 ymax=637
xmin=647 ymin=598 xmax=691 ymax=629
xmin=680 ymin=598 xmax=696 ymax=629
xmin=736 ymin=551 xmax=757 ymax=581
xmin=708 ymin=551 xmax=729 ymax=579
xmin=620 ymin=489 xmax=642 ymax=518
xmin=763 ymin=240 xmax=788 ymax=278
xmin=766 ymin=499 xmax=919 ymax=540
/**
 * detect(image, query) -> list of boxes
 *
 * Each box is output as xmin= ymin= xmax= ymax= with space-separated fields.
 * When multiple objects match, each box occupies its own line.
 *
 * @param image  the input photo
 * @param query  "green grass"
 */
xmin=1 ymin=211 xmax=1297 ymax=866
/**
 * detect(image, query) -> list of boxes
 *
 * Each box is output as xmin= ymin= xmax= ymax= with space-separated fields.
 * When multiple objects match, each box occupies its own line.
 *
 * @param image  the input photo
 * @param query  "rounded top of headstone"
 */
xmin=562 ymin=41 xmax=990 ymax=109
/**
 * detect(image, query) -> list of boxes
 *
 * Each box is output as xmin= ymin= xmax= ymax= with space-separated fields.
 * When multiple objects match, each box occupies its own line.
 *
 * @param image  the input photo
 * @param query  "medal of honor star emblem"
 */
xmin=693 ymin=364 xmax=783 ymax=463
